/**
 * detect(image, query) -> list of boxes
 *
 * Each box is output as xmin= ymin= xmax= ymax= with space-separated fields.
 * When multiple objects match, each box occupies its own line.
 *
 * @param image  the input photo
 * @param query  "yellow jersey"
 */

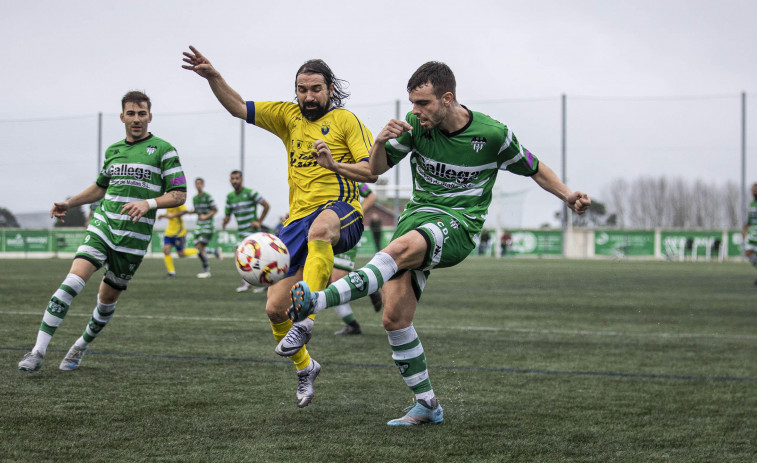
xmin=164 ymin=205 xmax=188 ymax=237
xmin=247 ymin=101 xmax=373 ymax=224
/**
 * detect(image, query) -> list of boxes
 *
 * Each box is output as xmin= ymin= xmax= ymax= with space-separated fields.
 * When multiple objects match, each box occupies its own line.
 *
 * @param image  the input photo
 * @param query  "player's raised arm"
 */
xmin=369 ymin=119 xmax=413 ymax=176
xmin=182 ymin=45 xmax=247 ymax=120
xmin=312 ymin=140 xmax=378 ymax=182
xmin=531 ymin=160 xmax=591 ymax=215
xmin=50 ymin=183 xmax=107 ymax=223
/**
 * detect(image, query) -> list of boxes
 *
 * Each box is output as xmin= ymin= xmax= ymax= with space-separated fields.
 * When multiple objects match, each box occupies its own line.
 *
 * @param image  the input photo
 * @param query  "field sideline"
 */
xmin=1 ymin=257 xmax=755 ymax=462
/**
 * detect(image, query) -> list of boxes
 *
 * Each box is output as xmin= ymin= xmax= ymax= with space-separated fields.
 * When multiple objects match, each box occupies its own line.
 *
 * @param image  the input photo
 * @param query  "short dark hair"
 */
xmin=121 ymin=90 xmax=151 ymax=111
xmin=295 ymin=59 xmax=350 ymax=108
xmin=407 ymin=61 xmax=457 ymax=100
xmin=195 ymin=177 xmax=204 ymax=182
xmin=230 ymin=170 xmax=242 ymax=177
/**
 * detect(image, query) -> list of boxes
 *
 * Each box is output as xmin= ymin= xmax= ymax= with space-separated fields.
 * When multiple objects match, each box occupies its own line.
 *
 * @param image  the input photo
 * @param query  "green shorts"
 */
xmin=392 ymin=211 xmax=476 ymax=300
xmin=747 ymin=228 xmax=757 ymax=253
xmin=334 ymin=246 xmax=357 ymax=272
xmin=194 ymin=231 xmax=214 ymax=245
xmin=75 ymin=232 xmax=144 ymax=291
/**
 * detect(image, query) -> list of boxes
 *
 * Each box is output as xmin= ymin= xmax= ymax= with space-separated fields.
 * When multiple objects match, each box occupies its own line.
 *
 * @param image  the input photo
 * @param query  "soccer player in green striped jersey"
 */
xmin=191 ymin=177 xmax=222 ymax=279
xmin=743 ymin=182 xmax=757 ymax=285
xmin=222 ymin=170 xmax=270 ymax=292
xmin=287 ymin=62 xmax=591 ymax=425
xmin=18 ymin=91 xmax=187 ymax=373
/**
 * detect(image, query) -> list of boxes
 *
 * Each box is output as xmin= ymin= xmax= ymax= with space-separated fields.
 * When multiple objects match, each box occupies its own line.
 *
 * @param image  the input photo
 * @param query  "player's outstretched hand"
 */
xmin=376 ymin=119 xmax=413 ymax=144
xmin=312 ymin=140 xmax=336 ymax=170
xmin=50 ymin=201 xmax=70 ymax=223
xmin=122 ymin=200 xmax=151 ymax=223
xmin=182 ymin=45 xmax=220 ymax=79
xmin=567 ymin=191 xmax=591 ymax=215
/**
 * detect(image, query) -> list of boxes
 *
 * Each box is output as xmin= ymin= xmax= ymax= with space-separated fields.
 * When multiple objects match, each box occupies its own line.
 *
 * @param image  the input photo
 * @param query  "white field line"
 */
xmin=2 ymin=310 xmax=756 ymax=341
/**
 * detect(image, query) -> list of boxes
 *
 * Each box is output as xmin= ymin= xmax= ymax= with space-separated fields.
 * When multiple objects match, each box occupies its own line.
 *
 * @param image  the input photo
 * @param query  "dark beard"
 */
xmin=300 ymin=102 xmax=328 ymax=121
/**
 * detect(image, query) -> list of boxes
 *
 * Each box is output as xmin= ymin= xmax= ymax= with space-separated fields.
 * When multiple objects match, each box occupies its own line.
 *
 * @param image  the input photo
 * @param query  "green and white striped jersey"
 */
xmin=385 ymin=109 xmax=539 ymax=234
xmin=193 ymin=192 xmax=217 ymax=235
xmin=225 ymin=187 xmax=265 ymax=235
xmin=747 ymin=199 xmax=757 ymax=243
xmin=91 ymin=134 xmax=186 ymax=255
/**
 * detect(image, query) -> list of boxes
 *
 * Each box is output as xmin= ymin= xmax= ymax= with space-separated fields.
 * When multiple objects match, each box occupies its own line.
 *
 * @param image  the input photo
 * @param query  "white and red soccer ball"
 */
xmin=234 ymin=232 xmax=290 ymax=286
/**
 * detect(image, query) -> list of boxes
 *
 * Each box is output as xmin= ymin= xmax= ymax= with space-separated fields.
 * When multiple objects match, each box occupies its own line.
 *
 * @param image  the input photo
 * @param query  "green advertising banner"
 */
xmin=52 ymin=230 xmax=88 ymax=253
xmin=726 ymin=229 xmax=744 ymax=257
xmin=507 ymin=230 xmax=562 ymax=256
xmin=594 ymin=230 xmax=655 ymax=257
xmin=3 ymin=230 xmax=51 ymax=253
xmin=659 ymin=230 xmax=725 ymax=261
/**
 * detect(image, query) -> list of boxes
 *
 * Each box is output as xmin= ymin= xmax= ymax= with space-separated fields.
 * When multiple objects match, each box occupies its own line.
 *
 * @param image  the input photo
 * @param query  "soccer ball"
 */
xmin=234 ymin=232 xmax=290 ymax=286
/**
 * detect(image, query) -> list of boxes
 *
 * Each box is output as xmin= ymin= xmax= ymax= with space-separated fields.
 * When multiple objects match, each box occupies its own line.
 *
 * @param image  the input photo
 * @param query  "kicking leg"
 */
xmin=18 ymin=258 xmax=97 ymax=372
xmin=382 ymin=272 xmax=442 ymax=426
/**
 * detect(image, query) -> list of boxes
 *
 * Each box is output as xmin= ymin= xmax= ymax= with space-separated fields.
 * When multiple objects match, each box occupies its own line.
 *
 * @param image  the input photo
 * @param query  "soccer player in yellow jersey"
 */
xmin=183 ymin=46 xmax=377 ymax=407
xmin=158 ymin=204 xmax=198 ymax=277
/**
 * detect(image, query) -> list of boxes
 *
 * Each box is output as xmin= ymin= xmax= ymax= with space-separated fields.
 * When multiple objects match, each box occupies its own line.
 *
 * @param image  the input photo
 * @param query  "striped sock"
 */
xmin=198 ymin=252 xmax=209 ymax=272
xmin=34 ymin=273 xmax=86 ymax=355
xmin=321 ymin=252 xmax=398 ymax=310
xmin=80 ymin=297 xmax=117 ymax=344
xmin=387 ymin=324 xmax=435 ymax=401
xmin=333 ymin=303 xmax=356 ymax=324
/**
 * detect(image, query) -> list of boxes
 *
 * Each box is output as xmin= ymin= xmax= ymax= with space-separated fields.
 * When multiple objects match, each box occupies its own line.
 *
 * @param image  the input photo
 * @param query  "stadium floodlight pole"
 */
xmin=97 ymin=112 xmax=102 ymax=173
xmin=561 ymin=94 xmax=568 ymax=257
xmin=394 ymin=99 xmax=401 ymax=221
xmin=240 ymin=119 xmax=245 ymax=178
xmin=741 ymin=91 xmax=747 ymax=258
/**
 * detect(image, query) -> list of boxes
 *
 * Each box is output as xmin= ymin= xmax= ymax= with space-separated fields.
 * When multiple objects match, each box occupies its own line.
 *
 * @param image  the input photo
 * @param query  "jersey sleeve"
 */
xmin=246 ymin=101 xmax=291 ymax=141
xmin=358 ymin=182 xmax=373 ymax=198
xmin=498 ymin=127 xmax=539 ymax=176
xmin=95 ymin=170 xmax=109 ymax=189
xmin=95 ymin=147 xmax=115 ymax=188
xmin=225 ymin=194 xmax=232 ymax=216
xmin=341 ymin=112 xmax=373 ymax=163
xmin=384 ymin=112 xmax=416 ymax=167
xmin=160 ymin=145 xmax=187 ymax=192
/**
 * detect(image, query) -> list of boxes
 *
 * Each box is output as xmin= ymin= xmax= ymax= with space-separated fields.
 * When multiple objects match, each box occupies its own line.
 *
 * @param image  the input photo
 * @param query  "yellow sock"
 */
xmin=270 ymin=319 xmax=311 ymax=370
xmin=303 ymin=240 xmax=334 ymax=322
xmin=164 ymin=254 xmax=175 ymax=273
xmin=304 ymin=240 xmax=333 ymax=290
xmin=184 ymin=248 xmax=198 ymax=257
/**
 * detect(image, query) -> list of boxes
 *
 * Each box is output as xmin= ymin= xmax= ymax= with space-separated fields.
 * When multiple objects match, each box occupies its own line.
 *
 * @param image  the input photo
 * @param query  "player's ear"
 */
xmin=441 ymin=92 xmax=454 ymax=106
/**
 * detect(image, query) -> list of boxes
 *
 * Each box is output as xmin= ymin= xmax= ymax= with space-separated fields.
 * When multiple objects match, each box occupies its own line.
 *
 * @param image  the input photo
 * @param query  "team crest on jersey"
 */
xmin=320 ymin=121 xmax=331 ymax=135
xmin=146 ymin=145 xmax=157 ymax=155
xmin=471 ymin=136 xmax=487 ymax=152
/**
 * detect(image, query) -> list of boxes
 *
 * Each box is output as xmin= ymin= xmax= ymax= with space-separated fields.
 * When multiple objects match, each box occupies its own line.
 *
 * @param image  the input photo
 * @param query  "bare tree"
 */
xmin=603 ymin=176 xmax=741 ymax=229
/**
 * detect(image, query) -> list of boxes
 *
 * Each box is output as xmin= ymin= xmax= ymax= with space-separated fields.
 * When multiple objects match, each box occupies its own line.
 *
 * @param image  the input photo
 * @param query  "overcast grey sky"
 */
xmin=2 ymin=0 xmax=755 ymax=228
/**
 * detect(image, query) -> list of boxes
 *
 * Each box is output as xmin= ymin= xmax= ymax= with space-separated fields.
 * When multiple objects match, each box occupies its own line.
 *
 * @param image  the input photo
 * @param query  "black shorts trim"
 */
xmin=74 ymin=255 xmax=102 ymax=270
xmin=415 ymin=227 xmax=433 ymax=269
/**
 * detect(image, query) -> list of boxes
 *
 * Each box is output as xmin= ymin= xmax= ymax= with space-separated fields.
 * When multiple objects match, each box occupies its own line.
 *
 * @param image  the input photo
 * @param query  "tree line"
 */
xmin=557 ymin=176 xmax=742 ymax=229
